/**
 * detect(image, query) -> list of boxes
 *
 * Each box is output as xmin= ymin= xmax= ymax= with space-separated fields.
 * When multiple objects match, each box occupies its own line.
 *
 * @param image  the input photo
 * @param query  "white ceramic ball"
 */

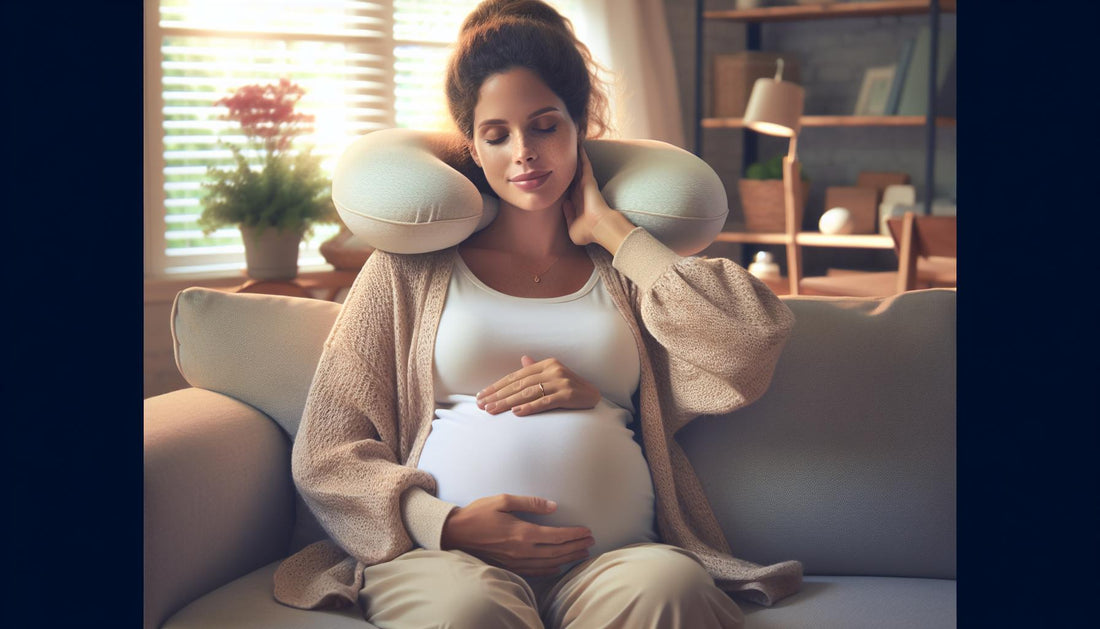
xmin=819 ymin=207 xmax=854 ymax=235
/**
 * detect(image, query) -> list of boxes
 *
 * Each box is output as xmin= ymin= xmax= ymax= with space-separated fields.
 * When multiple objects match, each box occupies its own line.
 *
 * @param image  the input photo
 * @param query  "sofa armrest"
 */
xmin=144 ymin=388 xmax=295 ymax=629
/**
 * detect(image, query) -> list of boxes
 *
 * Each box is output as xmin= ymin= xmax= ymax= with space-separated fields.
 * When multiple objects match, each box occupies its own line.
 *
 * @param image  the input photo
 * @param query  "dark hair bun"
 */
xmin=460 ymin=0 xmax=571 ymax=36
xmin=446 ymin=0 xmax=611 ymax=139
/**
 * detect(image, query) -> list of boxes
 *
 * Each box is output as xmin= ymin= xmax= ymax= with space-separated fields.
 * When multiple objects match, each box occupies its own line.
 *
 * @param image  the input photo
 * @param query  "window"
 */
xmin=144 ymin=0 xmax=580 ymax=279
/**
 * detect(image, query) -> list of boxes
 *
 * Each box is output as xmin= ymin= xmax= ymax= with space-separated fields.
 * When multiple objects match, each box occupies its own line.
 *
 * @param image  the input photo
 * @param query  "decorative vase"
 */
xmin=737 ymin=178 xmax=810 ymax=233
xmin=320 ymin=225 xmax=375 ymax=271
xmin=239 ymin=224 xmax=304 ymax=281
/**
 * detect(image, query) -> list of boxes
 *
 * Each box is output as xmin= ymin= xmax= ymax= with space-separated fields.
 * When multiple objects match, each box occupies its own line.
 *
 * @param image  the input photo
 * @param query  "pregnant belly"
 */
xmin=416 ymin=397 xmax=657 ymax=560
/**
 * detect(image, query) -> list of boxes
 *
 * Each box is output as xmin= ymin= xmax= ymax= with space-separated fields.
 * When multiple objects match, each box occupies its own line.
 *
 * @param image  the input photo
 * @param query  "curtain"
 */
xmin=572 ymin=0 xmax=686 ymax=148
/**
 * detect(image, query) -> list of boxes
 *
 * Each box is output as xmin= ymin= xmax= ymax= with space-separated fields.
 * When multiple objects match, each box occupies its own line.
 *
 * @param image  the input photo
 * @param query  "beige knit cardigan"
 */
xmin=273 ymin=228 xmax=803 ymax=610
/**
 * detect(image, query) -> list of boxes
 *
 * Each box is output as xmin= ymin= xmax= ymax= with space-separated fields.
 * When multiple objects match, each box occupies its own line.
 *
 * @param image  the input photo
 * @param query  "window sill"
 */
xmin=144 ymin=263 xmax=340 ymax=304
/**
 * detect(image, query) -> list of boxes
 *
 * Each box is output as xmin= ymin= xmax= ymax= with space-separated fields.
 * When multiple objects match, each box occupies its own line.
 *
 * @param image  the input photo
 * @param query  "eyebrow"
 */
xmin=477 ymin=106 xmax=560 ymax=129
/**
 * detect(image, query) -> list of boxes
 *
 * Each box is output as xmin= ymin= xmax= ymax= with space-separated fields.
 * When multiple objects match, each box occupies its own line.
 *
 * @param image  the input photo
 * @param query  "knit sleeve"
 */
xmin=290 ymin=252 xmax=443 ymax=566
xmin=611 ymin=228 xmax=795 ymax=427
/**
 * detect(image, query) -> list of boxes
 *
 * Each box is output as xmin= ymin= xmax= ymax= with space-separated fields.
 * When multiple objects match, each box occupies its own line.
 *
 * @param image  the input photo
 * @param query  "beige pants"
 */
xmin=358 ymin=542 xmax=744 ymax=628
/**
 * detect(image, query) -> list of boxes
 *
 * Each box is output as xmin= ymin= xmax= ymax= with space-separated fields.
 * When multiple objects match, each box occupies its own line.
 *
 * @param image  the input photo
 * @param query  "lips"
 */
xmin=509 ymin=170 xmax=552 ymax=191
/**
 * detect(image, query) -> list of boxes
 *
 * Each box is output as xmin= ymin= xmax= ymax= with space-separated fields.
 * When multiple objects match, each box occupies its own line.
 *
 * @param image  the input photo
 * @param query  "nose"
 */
xmin=513 ymin=134 xmax=537 ymax=164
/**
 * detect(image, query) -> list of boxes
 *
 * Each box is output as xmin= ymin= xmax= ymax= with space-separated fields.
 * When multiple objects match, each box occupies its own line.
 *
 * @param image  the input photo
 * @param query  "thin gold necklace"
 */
xmin=526 ymin=254 xmax=561 ymax=284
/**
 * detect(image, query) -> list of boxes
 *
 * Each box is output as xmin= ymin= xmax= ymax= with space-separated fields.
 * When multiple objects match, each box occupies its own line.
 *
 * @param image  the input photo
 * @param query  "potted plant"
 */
xmin=199 ymin=78 xmax=337 ymax=280
xmin=737 ymin=154 xmax=810 ymax=233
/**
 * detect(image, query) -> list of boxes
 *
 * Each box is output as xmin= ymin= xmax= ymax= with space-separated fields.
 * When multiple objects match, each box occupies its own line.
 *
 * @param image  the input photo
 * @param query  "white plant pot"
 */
xmin=240 ymin=224 xmax=304 ymax=281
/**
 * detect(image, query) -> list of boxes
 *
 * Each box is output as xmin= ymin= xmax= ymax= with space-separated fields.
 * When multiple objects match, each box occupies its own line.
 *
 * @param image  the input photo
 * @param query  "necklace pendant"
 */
xmin=533 ymin=275 xmax=542 ymax=284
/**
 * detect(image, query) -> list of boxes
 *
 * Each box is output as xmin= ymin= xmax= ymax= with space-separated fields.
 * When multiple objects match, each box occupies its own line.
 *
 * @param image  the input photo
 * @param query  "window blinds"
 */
xmin=152 ymin=0 xmax=396 ymax=276
xmin=148 ymin=0 xmax=577 ymax=277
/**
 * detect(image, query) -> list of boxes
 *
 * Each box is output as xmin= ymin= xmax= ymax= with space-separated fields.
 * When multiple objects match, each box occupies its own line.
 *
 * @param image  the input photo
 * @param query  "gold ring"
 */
xmin=538 ymin=383 xmax=546 ymax=397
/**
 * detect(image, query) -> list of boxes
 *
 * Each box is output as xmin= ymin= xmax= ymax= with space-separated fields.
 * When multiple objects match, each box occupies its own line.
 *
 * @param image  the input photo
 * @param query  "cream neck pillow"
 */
xmin=332 ymin=128 xmax=728 ymax=256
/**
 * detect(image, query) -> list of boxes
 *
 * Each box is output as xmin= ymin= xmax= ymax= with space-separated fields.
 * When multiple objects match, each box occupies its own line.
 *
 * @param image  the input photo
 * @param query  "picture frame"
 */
xmin=854 ymin=65 xmax=897 ymax=116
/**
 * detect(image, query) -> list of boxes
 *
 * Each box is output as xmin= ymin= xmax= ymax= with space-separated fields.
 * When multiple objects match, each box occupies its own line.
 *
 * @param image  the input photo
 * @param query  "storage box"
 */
xmin=856 ymin=171 xmax=911 ymax=205
xmin=738 ymin=178 xmax=810 ymax=233
xmin=823 ymin=186 xmax=879 ymax=234
xmin=713 ymin=52 xmax=801 ymax=118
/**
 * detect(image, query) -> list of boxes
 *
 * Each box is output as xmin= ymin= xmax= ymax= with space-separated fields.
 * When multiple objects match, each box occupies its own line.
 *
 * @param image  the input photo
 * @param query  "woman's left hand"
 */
xmin=562 ymin=147 xmax=635 ymax=253
xmin=477 ymin=356 xmax=601 ymax=417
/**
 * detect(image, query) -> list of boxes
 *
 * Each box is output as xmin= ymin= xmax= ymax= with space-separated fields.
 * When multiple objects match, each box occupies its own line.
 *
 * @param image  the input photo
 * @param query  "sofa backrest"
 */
xmin=677 ymin=289 xmax=956 ymax=580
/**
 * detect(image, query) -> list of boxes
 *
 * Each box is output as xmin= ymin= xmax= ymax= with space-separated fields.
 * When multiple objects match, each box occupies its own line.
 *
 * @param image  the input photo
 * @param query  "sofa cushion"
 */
xmin=333 ymin=129 xmax=728 ymax=256
xmin=172 ymin=287 xmax=341 ymax=439
xmin=162 ymin=561 xmax=372 ymax=629
xmin=164 ymin=563 xmax=954 ymax=629
xmin=741 ymin=575 xmax=956 ymax=629
xmin=678 ymin=289 xmax=956 ymax=579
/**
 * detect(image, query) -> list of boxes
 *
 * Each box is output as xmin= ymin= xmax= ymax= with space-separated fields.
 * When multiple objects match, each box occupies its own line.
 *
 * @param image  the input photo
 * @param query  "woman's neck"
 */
xmin=466 ymin=199 xmax=578 ymax=259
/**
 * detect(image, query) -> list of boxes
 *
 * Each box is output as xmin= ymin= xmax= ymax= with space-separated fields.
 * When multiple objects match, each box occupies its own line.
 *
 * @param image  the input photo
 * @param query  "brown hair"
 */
xmin=445 ymin=0 xmax=611 ymax=141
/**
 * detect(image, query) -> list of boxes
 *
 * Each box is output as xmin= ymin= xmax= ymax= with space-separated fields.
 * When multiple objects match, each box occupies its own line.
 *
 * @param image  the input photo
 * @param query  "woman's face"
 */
xmin=468 ymin=67 xmax=580 ymax=213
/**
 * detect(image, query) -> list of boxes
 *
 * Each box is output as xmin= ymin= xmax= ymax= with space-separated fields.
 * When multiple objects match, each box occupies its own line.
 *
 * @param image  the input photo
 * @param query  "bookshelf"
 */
xmin=693 ymin=0 xmax=956 ymax=295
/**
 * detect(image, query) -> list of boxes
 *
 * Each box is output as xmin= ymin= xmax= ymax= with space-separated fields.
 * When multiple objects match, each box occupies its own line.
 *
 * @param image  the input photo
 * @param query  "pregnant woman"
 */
xmin=273 ymin=1 xmax=802 ymax=626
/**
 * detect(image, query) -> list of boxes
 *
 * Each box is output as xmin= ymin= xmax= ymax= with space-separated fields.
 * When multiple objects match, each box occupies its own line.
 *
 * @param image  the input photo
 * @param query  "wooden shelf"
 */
xmin=703 ymin=115 xmax=955 ymax=129
xmin=704 ymin=0 xmax=956 ymax=23
xmin=715 ymin=231 xmax=789 ymax=245
xmin=716 ymin=230 xmax=895 ymax=250
xmin=797 ymin=232 xmax=894 ymax=249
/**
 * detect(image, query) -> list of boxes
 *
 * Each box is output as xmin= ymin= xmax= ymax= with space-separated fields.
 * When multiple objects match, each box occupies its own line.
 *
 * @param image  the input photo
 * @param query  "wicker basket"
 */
xmin=737 ymin=178 xmax=810 ymax=233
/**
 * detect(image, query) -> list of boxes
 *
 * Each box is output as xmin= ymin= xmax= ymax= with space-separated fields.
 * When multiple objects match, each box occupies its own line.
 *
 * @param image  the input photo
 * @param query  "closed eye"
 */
xmin=483 ymin=122 xmax=558 ymax=146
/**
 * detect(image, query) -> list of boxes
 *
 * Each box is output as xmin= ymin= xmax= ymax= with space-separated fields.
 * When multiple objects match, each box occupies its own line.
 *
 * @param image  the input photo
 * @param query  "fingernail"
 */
xmin=546 ymin=500 xmax=557 ymax=509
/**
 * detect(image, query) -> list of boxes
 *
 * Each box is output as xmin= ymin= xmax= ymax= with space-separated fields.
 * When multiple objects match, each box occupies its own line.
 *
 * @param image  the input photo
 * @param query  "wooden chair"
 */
xmin=888 ymin=212 xmax=956 ymax=292
xmin=799 ymin=213 xmax=956 ymax=297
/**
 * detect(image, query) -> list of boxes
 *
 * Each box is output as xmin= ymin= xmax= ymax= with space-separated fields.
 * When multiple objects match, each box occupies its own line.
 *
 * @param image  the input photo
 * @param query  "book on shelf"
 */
xmin=895 ymin=23 xmax=956 ymax=118
xmin=884 ymin=37 xmax=915 ymax=115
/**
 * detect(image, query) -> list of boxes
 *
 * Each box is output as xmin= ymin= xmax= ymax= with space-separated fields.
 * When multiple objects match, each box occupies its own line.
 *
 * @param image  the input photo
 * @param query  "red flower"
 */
xmin=216 ymin=78 xmax=315 ymax=155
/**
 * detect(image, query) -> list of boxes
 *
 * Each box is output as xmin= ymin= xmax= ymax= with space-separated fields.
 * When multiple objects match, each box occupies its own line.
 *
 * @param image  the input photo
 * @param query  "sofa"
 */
xmin=144 ymin=285 xmax=956 ymax=629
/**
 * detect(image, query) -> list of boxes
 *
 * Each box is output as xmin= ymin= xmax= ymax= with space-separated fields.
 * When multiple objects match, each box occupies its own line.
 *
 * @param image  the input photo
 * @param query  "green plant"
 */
xmin=199 ymin=79 xmax=337 ymax=237
xmin=744 ymin=154 xmax=810 ymax=181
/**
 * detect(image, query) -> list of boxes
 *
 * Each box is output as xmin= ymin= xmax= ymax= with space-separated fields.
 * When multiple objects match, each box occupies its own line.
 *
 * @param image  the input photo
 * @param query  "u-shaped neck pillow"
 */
xmin=332 ymin=128 xmax=729 ymax=256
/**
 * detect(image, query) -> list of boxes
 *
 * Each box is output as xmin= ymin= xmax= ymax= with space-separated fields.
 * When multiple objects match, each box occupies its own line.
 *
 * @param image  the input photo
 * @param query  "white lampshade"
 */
xmin=744 ymin=77 xmax=805 ymax=137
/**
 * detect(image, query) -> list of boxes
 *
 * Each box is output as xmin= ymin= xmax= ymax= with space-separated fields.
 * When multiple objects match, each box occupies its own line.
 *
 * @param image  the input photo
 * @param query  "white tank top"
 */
xmin=417 ymin=250 xmax=656 ymax=564
xmin=431 ymin=250 xmax=640 ymax=411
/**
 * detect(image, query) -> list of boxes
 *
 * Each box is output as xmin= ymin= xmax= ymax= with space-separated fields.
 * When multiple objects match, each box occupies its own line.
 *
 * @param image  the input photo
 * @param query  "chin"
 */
xmin=504 ymin=194 xmax=566 ymax=213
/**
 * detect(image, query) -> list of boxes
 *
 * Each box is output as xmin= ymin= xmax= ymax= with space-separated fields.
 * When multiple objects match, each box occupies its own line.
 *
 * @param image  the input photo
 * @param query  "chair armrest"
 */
xmin=144 ymin=388 xmax=295 ymax=629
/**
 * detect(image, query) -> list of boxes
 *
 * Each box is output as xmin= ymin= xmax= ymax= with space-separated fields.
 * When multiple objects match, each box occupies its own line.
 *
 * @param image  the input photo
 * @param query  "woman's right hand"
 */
xmin=440 ymin=494 xmax=595 ymax=576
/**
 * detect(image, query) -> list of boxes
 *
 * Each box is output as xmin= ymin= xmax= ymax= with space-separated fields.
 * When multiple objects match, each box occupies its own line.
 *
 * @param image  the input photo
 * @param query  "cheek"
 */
xmin=562 ymin=146 xmax=579 ymax=183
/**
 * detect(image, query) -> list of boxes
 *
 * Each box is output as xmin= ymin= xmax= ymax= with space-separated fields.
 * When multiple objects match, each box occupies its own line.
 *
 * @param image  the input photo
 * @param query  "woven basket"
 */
xmin=737 ymin=178 xmax=810 ymax=233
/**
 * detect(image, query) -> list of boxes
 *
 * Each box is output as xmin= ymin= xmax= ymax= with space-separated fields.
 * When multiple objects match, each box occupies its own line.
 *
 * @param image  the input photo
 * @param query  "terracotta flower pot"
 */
xmin=240 ymin=224 xmax=304 ymax=281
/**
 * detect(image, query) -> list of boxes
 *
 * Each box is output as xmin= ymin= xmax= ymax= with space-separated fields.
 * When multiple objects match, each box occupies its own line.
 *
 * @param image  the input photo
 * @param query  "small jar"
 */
xmin=748 ymin=251 xmax=780 ymax=280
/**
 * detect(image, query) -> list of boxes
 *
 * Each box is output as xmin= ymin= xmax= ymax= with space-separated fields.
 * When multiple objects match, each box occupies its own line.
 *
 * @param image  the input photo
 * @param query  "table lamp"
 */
xmin=743 ymin=58 xmax=805 ymax=293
